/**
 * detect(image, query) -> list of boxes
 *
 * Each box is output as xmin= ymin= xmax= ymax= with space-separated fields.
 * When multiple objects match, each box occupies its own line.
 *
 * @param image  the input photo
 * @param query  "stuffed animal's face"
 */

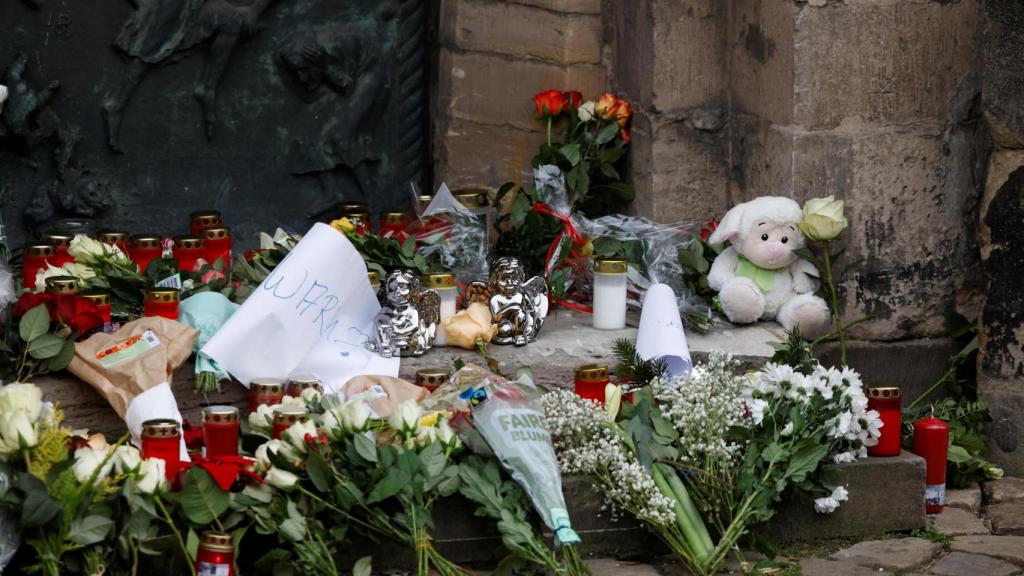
xmin=736 ymin=220 xmax=800 ymax=270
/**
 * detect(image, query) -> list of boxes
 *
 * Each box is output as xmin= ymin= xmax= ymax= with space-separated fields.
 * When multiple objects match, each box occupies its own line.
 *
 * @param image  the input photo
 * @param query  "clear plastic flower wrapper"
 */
xmin=424 ymin=364 xmax=582 ymax=548
xmin=405 ymin=184 xmax=490 ymax=284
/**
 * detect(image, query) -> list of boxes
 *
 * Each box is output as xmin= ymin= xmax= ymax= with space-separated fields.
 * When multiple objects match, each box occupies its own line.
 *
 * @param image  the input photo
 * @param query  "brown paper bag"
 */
xmin=342 ymin=375 xmax=428 ymax=418
xmin=68 ymin=317 xmax=198 ymax=418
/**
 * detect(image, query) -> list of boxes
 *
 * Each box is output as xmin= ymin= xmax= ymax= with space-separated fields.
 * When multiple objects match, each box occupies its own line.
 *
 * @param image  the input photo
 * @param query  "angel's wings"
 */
xmin=416 ymin=289 xmax=441 ymax=326
xmin=463 ymin=281 xmax=493 ymax=307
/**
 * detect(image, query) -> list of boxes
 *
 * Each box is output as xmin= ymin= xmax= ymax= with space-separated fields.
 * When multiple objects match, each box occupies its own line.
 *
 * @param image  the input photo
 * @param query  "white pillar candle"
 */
xmin=592 ymin=259 xmax=628 ymax=330
xmin=422 ymin=273 xmax=458 ymax=346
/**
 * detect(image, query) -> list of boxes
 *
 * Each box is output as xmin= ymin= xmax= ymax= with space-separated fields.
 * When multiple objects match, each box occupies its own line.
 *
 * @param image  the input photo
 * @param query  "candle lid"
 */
xmin=420 ymin=273 xmax=456 ymax=289
xmin=574 ymin=363 xmax=609 ymax=382
xmin=418 ymin=194 xmax=433 ymax=206
xmin=381 ymin=211 xmax=407 ymax=224
xmin=453 ymin=189 xmax=489 ymax=208
xmin=202 ymin=226 xmax=231 ymax=240
xmin=199 ymin=531 xmax=234 ymax=552
xmin=416 ymin=367 xmax=451 ymax=388
xmin=173 ymin=234 xmax=205 ymax=249
xmin=338 ymin=201 xmax=368 ymax=213
xmin=40 ymin=232 xmax=73 ymax=246
xmin=867 ymin=386 xmax=901 ymax=399
xmin=287 ymin=376 xmax=322 ymax=393
xmin=594 ymin=259 xmax=628 ymax=274
xmin=79 ymin=289 xmax=111 ymax=306
xmin=368 ymin=270 xmax=380 ymax=286
xmin=44 ymin=276 xmax=80 ymax=294
xmin=24 ymin=242 xmax=57 ymax=257
xmin=190 ymin=210 xmax=222 ymax=228
xmin=145 ymin=288 xmax=179 ymax=303
xmin=273 ymin=405 xmax=309 ymax=425
xmin=98 ymin=231 xmax=130 ymax=244
xmin=202 ymin=405 xmax=240 ymax=424
xmin=130 ymin=234 xmax=163 ymax=248
xmin=251 ymin=378 xmax=285 ymax=394
xmin=141 ymin=419 xmax=180 ymax=438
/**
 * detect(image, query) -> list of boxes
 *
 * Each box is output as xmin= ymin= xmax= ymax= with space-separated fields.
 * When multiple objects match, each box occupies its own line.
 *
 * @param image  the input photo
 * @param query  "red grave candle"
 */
xmin=98 ymin=231 xmax=131 ymax=252
xmin=141 ymin=419 xmax=181 ymax=481
xmin=23 ymin=243 xmax=57 ymax=290
xmin=78 ymin=290 xmax=113 ymax=331
xmin=190 ymin=210 xmax=223 ymax=235
xmin=272 ymin=406 xmax=309 ymax=440
xmin=574 ymin=364 xmax=610 ymax=405
xmin=286 ymin=376 xmax=322 ymax=398
xmin=144 ymin=288 xmax=180 ymax=320
xmin=338 ymin=201 xmax=370 ymax=235
xmin=195 ymin=531 xmax=234 ymax=576
xmin=44 ymin=276 xmax=80 ymax=316
xmin=416 ymin=368 xmax=451 ymax=393
xmin=130 ymin=234 xmax=164 ymax=273
xmin=867 ymin=387 xmax=902 ymax=457
xmin=379 ymin=211 xmax=408 ymax=236
xmin=40 ymin=232 xmax=75 ymax=267
xmin=202 ymin=226 xmax=232 ymax=268
xmin=173 ymin=234 xmax=205 ymax=272
xmin=249 ymin=378 xmax=285 ymax=412
xmin=202 ymin=406 xmax=239 ymax=458
xmin=913 ymin=415 xmax=949 ymax=514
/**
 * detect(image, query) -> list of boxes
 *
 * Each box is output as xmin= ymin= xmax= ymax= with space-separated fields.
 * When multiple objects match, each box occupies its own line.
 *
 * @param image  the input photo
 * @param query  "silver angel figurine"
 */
xmin=367 ymin=270 xmax=440 ymax=358
xmin=466 ymin=256 xmax=549 ymax=345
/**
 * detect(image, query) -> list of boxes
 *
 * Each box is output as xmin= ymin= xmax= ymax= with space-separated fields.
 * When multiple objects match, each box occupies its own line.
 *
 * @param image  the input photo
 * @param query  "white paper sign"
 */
xmin=201 ymin=223 xmax=398 ymax=388
xmin=636 ymin=283 xmax=692 ymax=380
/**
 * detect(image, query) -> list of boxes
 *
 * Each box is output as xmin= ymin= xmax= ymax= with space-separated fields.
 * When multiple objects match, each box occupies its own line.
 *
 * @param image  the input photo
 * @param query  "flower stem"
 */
xmin=547 ymin=117 xmax=552 ymax=148
xmin=155 ymin=495 xmax=196 ymax=576
xmin=822 ymin=241 xmax=847 ymax=364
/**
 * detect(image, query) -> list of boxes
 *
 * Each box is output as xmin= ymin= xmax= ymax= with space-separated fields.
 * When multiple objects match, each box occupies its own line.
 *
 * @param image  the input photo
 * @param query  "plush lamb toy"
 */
xmin=707 ymin=196 xmax=830 ymax=338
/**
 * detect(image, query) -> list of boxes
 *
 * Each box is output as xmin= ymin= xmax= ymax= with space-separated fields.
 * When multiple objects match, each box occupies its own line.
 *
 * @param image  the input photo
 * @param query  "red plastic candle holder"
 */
xmin=272 ymin=406 xmax=309 ymax=440
xmin=913 ymin=415 xmax=950 ymax=514
xmin=415 ymin=368 xmax=450 ymax=393
xmin=379 ymin=211 xmax=408 ymax=236
xmin=40 ymin=232 xmax=75 ymax=267
xmin=249 ymin=378 xmax=285 ymax=412
xmin=144 ymin=289 xmax=180 ymax=320
xmin=173 ymin=235 xmax=205 ymax=272
xmin=202 ymin=406 xmax=240 ymax=458
xmin=78 ymin=290 xmax=113 ymax=332
xmin=286 ymin=376 xmax=322 ymax=398
xmin=23 ymin=243 xmax=57 ymax=290
xmin=574 ymin=364 xmax=610 ymax=404
xmin=202 ymin=226 xmax=232 ymax=268
xmin=141 ymin=419 xmax=181 ymax=481
xmin=190 ymin=210 xmax=223 ymax=235
xmin=195 ymin=531 xmax=234 ymax=576
xmin=130 ymin=234 xmax=163 ymax=273
xmin=98 ymin=231 xmax=131 ymax=252
xmin=867 ymin=387 xmax=902 ymax=457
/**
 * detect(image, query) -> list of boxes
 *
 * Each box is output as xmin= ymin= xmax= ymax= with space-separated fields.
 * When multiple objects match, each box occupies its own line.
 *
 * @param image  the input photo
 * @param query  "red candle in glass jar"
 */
xmin=379 ymin=211 xmax=408 ymax=236
xmin=913 ymin=415 xmax=949 ymax=514
xmin=286 ymin=376 xmax=322 ymax=398
xmin=202 ymin=226 xmax=232 ymax=268
xmin=249 ymin=378 xmax=285 ymax=412
xmin=44 ymin=276 xmax=81 ymax=317
xmin=190 ymin=210 xmax=223 ymax=235
xmin=79 ymin=290 xmax=113 ymax=332
xmin=272 ymin=406 xmax=309 ymax=439
xmin=338 ymin=201 xmax=370 ymax=235
xmin=173 ymin=234 xmax=205 ymax=272
xmin=23 ymin=243 xmax=57 ymax=290
xmin=574 ymin=364 xmax=610 ymax=404
xmin=98 ymin=231 xmax=131 ymax=252
xmin=40 ymin=232 xmax=75 ymax=267
xmin=415 ymin=368 xmax=450 ymax=393
xmin=141 ymin=419 xmax=181 ymax=481
xmin=202 ymin=406 xmax=240 ymax=458
xmin=867 ymin=387 xmax=902 ymax=457
xmin=130 ymin=234 xmax=164 ymax=273
xmin=195 ymin=531 xmax=234 ymax=576
xmin=144 ymin=288 xmax=180 ymax=320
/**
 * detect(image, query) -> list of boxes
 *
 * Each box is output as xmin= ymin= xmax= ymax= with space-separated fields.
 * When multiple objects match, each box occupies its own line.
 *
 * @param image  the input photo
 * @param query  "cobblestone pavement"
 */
xmin=583 ymin=477 xmax=1024 ymax=576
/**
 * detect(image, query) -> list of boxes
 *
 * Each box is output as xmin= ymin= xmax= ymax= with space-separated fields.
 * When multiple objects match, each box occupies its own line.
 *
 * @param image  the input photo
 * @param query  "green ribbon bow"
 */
xmin=736 ymin=254 xmax=777 ymax=292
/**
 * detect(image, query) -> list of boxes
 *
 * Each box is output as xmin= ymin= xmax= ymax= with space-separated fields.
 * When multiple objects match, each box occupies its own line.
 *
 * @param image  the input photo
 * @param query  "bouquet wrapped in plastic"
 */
xmin=403 ymin=184 xmax=490 ymax=284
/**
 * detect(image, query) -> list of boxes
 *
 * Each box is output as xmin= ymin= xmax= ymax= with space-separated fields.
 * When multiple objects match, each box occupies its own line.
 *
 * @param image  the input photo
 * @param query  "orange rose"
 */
xmin=619 ymin=127 xmax=631 ymax=144
xmin=594 ymin=93 xmax=618 ymax=121
xmin=611 ymin=98 xmax=632 ymax=127
xmin=533 ymin=89 xmax=567 ymax=118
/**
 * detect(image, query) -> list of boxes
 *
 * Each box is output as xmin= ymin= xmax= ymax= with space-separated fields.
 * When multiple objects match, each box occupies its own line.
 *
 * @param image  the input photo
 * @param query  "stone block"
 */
xmin=729 ymin=114 xmax=794 ymax=197
xmin=508 ymin=0 xmax=602 ymax=14
xmin=829 ymin=537 xmax=940 ymax=572
xmin=799 ymin=558 xmax=892 ymax=576
xmin=769 ymin=451 xmax=927 ymax=542
xmin=729 ymin=0 xmax=797 ymax=124
xmin=983 ymin=2 xmax=1024 ymax=147
xmin=988 ymin=503 xmax=1024 ymax=536
xmin=648 ymin=0 xmax=727 ymax=113
xmin=949 ymin=535 xmax=1024 ymax=566
xmin=928 ymin=508 xmax=990 ymax=537
xmin=440 ymin=50 xmax=607 ymax=132
xmin=930 ymin=552 xmax=1019 ymax=576
xmin=450 ymin=0 xmax=602 ymax=65
xmin=984 ymin=478 xmax=1024 ymax=505
xmin=946 ymin=485 xmax=984 ymax=513
xmin=436 ymin=117 xmax=546 ymax=189
xmin=792 ymin=0 xmax=980 ymax=130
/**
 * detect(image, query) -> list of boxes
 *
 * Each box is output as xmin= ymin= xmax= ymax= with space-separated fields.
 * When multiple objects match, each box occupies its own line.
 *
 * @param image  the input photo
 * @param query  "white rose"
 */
xmin=0 ymin=412 xmax=37 ymax=455
xmin=134 ymin=458 xmax=167 ymax=494
xmin=68 ymin=235 xmax=106 ymax=264
xmin=113 ymin=445 xmax=142 ymax=474
xmin=317 ymin=408 xmax=343 ymax=441
xmin=389 ymin=400 xmax=422 ymax=435
xmin=436 ymin=419 xmax=459 ymax=449
xmin=247 ymin=403 xmax=275 ymax=434
xmin=578 ymin=101 xmax=596 ymax=122
xmin=300 ymin=387 xmax=322 ymax=405
xmin=0 ymin=383 xmax=44 ymax=421
xmin=73 ymin=447 xmax=114 ymax=483
xmin=265 ymin=467 xmax=299 ymax=490
xmin=254 ymin=439 xmax=286 ymax=471
xmin=798 ymin=195 xmax=848 ymax=241
xmin=0 ymin=84 xmax=8 ymax=106
xmin=409 ymin=425 xmax=437 ymax=449
xmin=340 ymin=399 xmax=370 ymax=433
xmin=604 ymin=383 xmax=622 ymax=420
xmin=282 ymin=419 xmax=318 ymax=454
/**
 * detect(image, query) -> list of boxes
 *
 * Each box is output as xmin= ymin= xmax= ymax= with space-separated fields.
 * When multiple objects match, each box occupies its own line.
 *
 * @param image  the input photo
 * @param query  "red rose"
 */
xmin=700 ymin=219 xmax=719 ymax=241
xmin=562 ymin=90 xmax=583 ymax=111
xmin=56 ymin=296 xmax=104 ymax=336
xmin=13 ymin=292 xmax=54 ymax=318
xmin=533 ymin=89 xmax=567 ymax=118
xmin=620 ymin=127 xmax=631 ymax=144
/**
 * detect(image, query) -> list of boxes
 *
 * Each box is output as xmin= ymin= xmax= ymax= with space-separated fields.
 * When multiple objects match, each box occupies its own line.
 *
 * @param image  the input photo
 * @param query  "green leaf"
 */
xmin=42 ymin=339 xmax=76 ymax=372
xmin=366 ymin=467 xmax=410 ymax=504
xmin=401 ymin=235 xmax=416 ymax=258
xmin=180 ymin=469 xmax=230 ymax=524
xmin=599 ymin=162 xmax=620 ymax=180
xmin=596 ymin=122 xmax=619 ymax=145
xmin=947 ymin=444 xmax=972 ymax=464
xmin=70 ymin=515 xmax=115 ymax=545
xmin=20 ymin=488 xmax=61 ymax=527
xmin=419 ymin=442 xmax=447 ymax=478
xmin=352 ymin=555 xmax=373 ymax=576
xmin=353 ymin=434 xmax=378 ymax=463
xmin=598 ymin=146 xmax=623 ymax=164
xmin=785 ymin=441 xmax=829 ymax=483
xmin=19 ymin=304 xmax=50 ymax=343
xmin=306 ymin=451 xmax=333 ymax=493
xmin=27 ymin=333 xmax=65 ymax=360
xmin=187 ymin=528 xmax=199 ymax=562
xmin=559 ymin=143 xmax=582 ymax=166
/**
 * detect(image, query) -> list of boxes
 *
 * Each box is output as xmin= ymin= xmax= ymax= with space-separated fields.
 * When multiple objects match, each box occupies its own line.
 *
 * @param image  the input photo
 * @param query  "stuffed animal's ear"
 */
xmin=708 ymin=202 xmax=747 ymax=245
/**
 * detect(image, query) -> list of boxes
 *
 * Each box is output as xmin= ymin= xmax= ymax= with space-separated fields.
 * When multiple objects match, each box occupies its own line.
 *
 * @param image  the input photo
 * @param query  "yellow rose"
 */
xmin=444 ymin=302 xmax=498 ymax=349
xmin=330 ymin=217 xmax=355 ymax=234
xmin=797 ymin=196 xmax=848 ymax=241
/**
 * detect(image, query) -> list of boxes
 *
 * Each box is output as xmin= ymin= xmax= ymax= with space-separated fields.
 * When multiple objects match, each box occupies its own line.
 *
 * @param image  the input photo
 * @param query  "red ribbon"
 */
xmin=531 ymin=204 xmax=593 ymax=314
xmin=180 ymin=455 xmax=263 ymax=491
